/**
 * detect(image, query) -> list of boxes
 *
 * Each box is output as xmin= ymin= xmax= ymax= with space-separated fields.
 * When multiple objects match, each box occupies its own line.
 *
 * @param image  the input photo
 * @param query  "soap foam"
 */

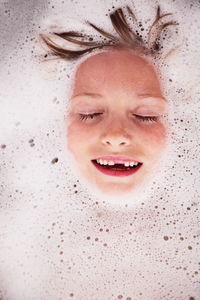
xmin=0 ymin=0 xmax=199 ymax=299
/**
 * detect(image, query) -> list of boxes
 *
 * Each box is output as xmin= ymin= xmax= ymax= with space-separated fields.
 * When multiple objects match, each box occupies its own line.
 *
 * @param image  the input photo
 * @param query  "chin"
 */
xmin=91 ymin=179 xmax=142 ymax=199
xmin=85 ymin=180 xmax=149 ymax=207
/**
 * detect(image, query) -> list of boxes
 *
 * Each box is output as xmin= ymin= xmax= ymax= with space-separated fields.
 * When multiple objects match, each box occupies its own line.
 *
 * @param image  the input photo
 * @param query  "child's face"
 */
xmin=67 ymin=49 xmax=168 ymax=195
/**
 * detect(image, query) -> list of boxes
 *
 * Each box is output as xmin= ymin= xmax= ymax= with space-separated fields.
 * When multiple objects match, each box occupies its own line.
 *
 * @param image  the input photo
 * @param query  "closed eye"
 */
xmin=79 ymin=112 xmax=103 ymax=121
xmin=133 ymin=115 xmax=159 ymax=122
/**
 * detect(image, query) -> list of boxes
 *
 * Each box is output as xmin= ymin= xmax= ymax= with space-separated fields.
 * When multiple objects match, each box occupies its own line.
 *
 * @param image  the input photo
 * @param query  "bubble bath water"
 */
xmin=0 ymin=0 xmax=200 ymax=299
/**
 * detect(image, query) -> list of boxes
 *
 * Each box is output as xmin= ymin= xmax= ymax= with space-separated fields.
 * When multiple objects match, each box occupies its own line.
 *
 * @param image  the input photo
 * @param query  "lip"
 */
xmin=93 ymin=155 xmax=142 ymax=164
xmin=91 ymin=158 xmax=143 ymax=177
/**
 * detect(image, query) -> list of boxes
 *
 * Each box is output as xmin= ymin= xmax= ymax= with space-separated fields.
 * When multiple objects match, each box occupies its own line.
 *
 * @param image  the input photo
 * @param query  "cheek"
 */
xmin=139 ymin=123 xmax=167 ymax=155
xmin=67 ymin=121 xmax=97 ymax=155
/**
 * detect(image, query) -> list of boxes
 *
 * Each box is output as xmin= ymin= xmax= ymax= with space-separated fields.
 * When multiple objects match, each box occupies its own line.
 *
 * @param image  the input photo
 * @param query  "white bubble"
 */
xmin=0 ymin=0 xmax=199 ymax=299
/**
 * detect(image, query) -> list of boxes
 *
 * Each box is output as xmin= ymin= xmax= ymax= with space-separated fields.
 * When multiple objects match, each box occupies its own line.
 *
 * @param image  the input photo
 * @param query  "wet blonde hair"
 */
xmin=40 ymin=5 xmax=178 ymax=60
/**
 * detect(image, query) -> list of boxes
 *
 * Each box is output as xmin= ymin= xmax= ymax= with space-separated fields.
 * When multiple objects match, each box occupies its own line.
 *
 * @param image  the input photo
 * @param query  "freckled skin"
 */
xmin=67 ymin=49 xmax=167 ymax=195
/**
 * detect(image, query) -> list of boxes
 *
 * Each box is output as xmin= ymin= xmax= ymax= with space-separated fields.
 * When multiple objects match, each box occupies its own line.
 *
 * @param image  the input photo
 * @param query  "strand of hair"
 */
xmin=153 ymin=21 xmax=179 ymax=45
xmin=110 ymin=8 xmax=141 ymax=45
xmin=126 ymin=6 xmax=137 ymax=22
xmin=57 ymin=31 xmax=83 ymax=38
xmin=151 ymin=21 xmax=178 ymax=52
xmin=53 ymin=32 xmax=99 ymax=47
xmin=148 ymin=6 xmax=175 ymax=46
xmin=41 ymin=34 xmax=115 ymax=59
xmin=86 ymin=21 xmax=118 ymax=42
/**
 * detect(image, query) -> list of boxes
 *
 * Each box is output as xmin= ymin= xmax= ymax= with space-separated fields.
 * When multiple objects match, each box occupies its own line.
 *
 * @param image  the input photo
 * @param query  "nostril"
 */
xmin=102 ymin=134 xmax=131 ymax=147
xmin=103 ymin=139 xmax=128 ymax=146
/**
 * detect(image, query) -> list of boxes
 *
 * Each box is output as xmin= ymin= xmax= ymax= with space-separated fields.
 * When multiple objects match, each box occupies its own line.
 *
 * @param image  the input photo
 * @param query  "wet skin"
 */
xmin=67 ymin=48 xmax=167 ymax=195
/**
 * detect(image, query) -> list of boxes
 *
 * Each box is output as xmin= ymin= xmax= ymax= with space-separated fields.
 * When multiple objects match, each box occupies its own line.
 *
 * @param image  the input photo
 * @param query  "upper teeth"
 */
xmin=96 ymin=159 xmax=139 ymax=166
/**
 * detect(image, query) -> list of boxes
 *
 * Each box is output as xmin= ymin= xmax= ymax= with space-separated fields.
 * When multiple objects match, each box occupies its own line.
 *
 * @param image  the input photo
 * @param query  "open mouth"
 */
xmin=91 ymin=159 xmax=143 ymax=177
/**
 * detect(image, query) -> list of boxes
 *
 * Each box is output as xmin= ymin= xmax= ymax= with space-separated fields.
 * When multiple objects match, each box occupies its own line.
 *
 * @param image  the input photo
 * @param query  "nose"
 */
xmin=101 ymin=128 xmax=131 ymax=148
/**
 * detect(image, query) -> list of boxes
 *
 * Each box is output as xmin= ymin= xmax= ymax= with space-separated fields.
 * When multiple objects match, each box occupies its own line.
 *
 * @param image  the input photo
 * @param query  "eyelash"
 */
xmin=79 ymin=113 xmax=103 ymax=121
xmin=79 ymin=113 xmax=159 ymax=123
xmin=133 ymin=115 xmax=159 ymax=122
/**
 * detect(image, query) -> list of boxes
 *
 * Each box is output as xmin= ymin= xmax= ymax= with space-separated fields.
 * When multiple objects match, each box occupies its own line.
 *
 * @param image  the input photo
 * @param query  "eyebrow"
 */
xmin=138 ymin=94 xmax=167 ymax=102
xmin=71 ymin=92 xmax=103 ymax=99
xmin=71 ymin=92 xmax=167 ymax=103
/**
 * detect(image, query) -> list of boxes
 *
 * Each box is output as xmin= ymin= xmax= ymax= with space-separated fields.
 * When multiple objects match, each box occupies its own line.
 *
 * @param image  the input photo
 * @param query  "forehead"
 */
xmin=72 ymin=49 xmax=162 ymax=97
